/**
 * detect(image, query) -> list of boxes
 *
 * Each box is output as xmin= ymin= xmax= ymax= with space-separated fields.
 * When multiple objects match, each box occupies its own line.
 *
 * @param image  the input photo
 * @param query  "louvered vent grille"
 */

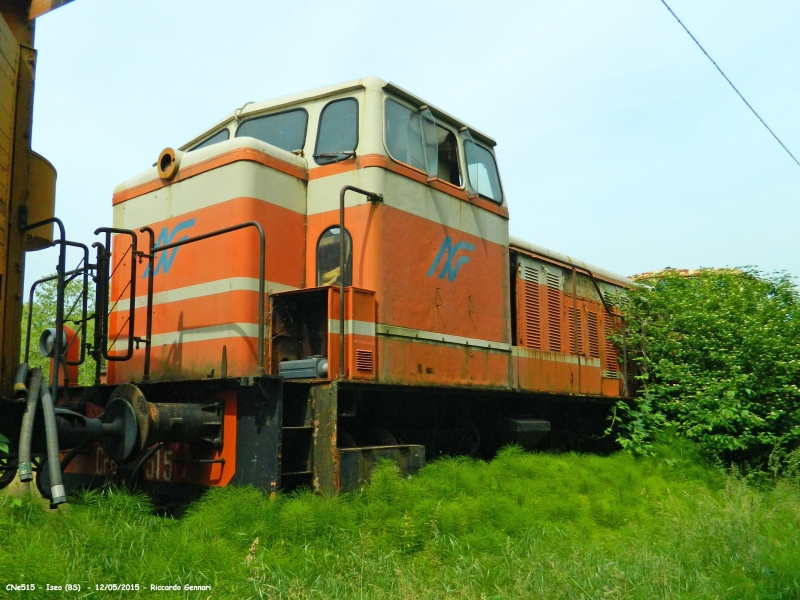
xmin=522 ymin=265 xmax=538 ymax=282
xmin=568 ymin=307 xmax=582 ymax=354
xmin=523 ymin=280 xmax=541 ymax=349
xmin=545 ymin=271 xmax=561 ymax=352
xmin=355 ymin=349 xmax=374 ymax=372
xmin=604 ymin=311 xmax=618 ymax=377
xmin=587 ymin=311 xmax=600 ymax=358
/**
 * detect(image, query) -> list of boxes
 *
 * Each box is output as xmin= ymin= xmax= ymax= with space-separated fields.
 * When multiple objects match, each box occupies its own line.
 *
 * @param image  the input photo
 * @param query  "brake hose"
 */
xmin=17 ymin=368 xmax=42 ymax=482
xmin=40 ymin=383 xmax=67 ymax=505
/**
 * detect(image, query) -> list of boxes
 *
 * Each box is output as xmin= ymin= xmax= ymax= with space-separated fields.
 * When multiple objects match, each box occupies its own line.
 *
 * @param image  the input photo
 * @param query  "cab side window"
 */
xmin=236 ymin=109 xmax=308 ymax=153
xmin=314 ymin=98 xmax=358 ymax=165
xmin=316 ymin=227 xmax=352 ymax=286
xmin=189 ymin=129 xmax=230 ymax=152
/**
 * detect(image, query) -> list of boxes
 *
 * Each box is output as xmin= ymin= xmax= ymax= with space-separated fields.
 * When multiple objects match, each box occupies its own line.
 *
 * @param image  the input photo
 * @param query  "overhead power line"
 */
xmin=659 ymin=0 xmax=800 ymax=168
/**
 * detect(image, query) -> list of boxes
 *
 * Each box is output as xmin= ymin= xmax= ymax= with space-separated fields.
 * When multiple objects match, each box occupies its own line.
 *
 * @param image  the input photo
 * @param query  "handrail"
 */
xmin=144 ymin=221 xmax=266 ymax=375
xmin=94 ymin=228 xmax=139 ymax=362
xmin=24 ymin=264 xmax=86 ymax=365
xmin=338 ymin=186 xmax=382 ymax=378
xmin=138 ymin=227 xmax=155 ymax=381
xmin=20 ymin=218 xmax=67 ymax=404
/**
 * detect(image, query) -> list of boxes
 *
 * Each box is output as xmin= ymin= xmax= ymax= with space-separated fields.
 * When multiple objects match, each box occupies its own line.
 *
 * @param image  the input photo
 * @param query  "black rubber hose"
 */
xmin=127 ymin=442 xmax=164 ymax=488
xmin=59 ymin=439 xmax=92 ymax=472
xmin=17 ymin=368 xmax=42 ymax=482
xmin=13 ymin=362 xmax=29 ymax=399
xmin=39 ymin=384 xmax=66 ymax=505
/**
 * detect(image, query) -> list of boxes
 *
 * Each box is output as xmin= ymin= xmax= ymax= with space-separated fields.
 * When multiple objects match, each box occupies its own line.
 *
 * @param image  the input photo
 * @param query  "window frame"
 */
xmin=464 ymin=139 xmax=504 ymax=204
xmin=316 ymin=225 xmax=353 ymax=287
xmin=234 ymin=106 xmax=310 ymax=154
xmin=382 ymin=96 xmax=464 ymax=189
xmin=189 ymin=128 xmax=231 ymax=152
xmin=313 ymin=97 xmax=360 ymax=166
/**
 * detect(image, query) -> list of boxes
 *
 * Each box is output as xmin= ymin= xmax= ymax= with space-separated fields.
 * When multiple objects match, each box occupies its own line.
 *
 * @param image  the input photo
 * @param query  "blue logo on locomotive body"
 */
xmin=143 ymin=218 xmax=196 ymax=278
xmin=427 ymin=236 xmax=476 ymax=282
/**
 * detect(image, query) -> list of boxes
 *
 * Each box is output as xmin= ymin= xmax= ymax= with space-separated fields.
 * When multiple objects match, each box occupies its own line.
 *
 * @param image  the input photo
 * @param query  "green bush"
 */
xmin=614 ymin=268 xmax=800 ymax=477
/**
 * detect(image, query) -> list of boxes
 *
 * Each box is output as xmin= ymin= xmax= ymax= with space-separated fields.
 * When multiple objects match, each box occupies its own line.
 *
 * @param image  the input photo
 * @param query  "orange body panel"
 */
xmin=307 ymin=204 xmax=509 ymax=344
xmin=108 ymin=195 xmax=305 ymax=383
xmin=108 ymin=334 xmax=260 ymax=382
xmin=514 ymin=350 xmax=603 ymax=395
xmin=377 ymin=336 xmax=511 ymax=387
xmin=111 ymin=196 xmax=304 ymax=298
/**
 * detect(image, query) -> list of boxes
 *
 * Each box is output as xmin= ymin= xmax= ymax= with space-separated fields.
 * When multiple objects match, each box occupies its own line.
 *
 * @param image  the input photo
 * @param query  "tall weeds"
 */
xmin=1 ymin=435 xmax=798 ymax=599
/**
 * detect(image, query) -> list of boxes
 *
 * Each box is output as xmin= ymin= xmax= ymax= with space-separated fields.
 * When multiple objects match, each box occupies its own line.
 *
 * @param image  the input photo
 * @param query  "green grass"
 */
xmin=1 ymin=436 xmax=799 ymax=599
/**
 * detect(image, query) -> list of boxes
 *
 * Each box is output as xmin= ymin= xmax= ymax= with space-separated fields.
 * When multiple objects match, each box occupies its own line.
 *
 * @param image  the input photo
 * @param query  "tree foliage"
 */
xmin=614 ymin=268 xmax=800 ymax=477
xmin=21 ymin=274 xmax=97 ymax=386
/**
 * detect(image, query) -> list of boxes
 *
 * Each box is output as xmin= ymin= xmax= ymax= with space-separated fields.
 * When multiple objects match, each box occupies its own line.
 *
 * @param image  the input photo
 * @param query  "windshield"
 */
xmin=314 ymin=98 xmax=358 ymax=165
xmin=384 ymin=99 xmax=461 ymax=186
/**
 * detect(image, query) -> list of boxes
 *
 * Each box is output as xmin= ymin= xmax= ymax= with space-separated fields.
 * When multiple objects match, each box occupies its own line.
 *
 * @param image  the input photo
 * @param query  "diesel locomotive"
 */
xmin=1 ymin=77 xmax=632 ymax=503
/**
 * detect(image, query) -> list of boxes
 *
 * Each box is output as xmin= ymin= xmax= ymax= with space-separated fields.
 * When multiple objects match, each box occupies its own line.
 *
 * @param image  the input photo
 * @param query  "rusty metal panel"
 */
xmin=0 ymin=16 xmax=33 ymax=396
xmin=310 ymin=383 xmax=338 ymax=493
xmin=0 ymin=16 xmax=17 ymax=229
xmin=0 ymin=14 xmax=17 ymax=368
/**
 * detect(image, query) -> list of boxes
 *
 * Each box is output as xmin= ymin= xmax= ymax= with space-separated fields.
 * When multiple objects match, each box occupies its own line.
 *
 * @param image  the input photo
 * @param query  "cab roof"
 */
xmin=181 ymin=76 xmax=497 ymax=151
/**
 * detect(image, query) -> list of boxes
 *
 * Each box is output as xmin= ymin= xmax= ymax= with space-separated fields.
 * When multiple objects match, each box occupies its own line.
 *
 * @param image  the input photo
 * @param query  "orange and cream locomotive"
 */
xmin=5 ymin=77 xmax=631 ymax=501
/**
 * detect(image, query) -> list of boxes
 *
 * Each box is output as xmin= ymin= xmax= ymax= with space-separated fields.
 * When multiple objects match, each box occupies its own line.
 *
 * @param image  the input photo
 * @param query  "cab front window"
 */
xmin=465 ymin=140 xmax=503 ymax=203
xmin=314 ymin=98 xmax=358 ymax=165
xmin=236 ymin=108 xmax=308 ymax=153
xmin=384 ymin=99 xmax=461 ymax=186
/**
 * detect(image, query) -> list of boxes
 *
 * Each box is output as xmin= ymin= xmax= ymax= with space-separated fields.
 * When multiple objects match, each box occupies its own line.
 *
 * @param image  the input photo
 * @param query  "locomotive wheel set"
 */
xmin=0 ymin=77 xmax=632 ymax=504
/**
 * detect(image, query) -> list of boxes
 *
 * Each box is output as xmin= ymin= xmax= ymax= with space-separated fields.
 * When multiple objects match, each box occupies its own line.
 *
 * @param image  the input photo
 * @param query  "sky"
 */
xmin=25 ymin=0 xmax=800 ymax=287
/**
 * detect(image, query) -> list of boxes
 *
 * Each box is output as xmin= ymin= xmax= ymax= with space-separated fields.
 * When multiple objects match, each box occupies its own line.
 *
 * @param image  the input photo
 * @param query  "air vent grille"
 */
xmin=568 ymin=307 xmax=582 ymax=354
xmin=605 ymin=340 xmax=618 ymax=374
xmin=587 ymin=311 xmax=600 ymax=358
xmin=523 ymin=280 xmax=541 ymax=349
xmin=545 ymin=271 xmax=561 ymax=352
xmin=604 ymin=311 xmax=619 ymax=377
xmin=522 ymin=265 xmax=538 ymax=282
xmin=355 ymin=349 xmax=373 ymax=372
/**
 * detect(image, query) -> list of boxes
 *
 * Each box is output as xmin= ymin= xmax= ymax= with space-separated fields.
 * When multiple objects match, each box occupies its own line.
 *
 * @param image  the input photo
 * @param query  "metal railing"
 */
xmin=141 ymin=221 xmax=267 ymax=377
xmin=338 ymin=185 xmax=382 ymax=377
